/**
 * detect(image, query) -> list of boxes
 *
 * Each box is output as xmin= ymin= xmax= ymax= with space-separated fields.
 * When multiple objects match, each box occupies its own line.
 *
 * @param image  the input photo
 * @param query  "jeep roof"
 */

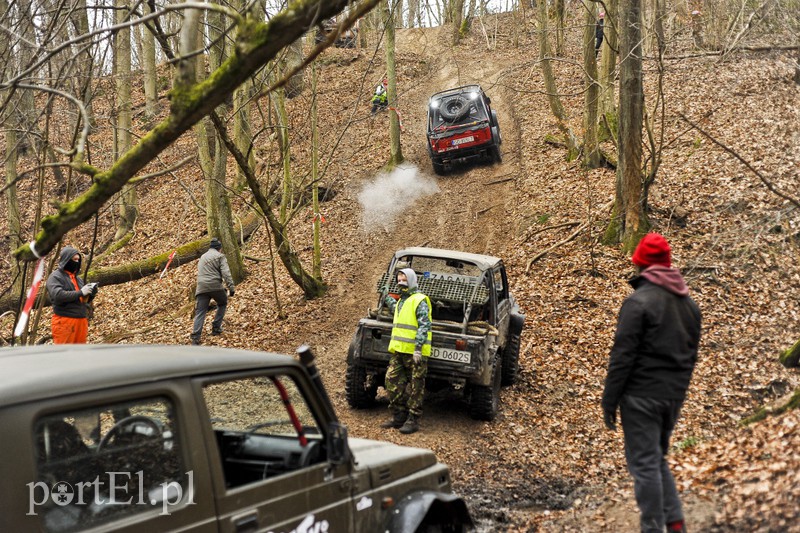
xmin=0 ymin=344 xmax=291 ymax=407
xmin=394 ymin=246 xmax=502 ymax=271
xmin=428 ymin=84 xmax=484 ymax=102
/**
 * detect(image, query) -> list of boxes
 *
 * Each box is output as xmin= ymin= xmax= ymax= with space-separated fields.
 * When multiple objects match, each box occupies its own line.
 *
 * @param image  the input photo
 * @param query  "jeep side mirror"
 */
xmin=327 ymin=422 xmax=351 ymax=465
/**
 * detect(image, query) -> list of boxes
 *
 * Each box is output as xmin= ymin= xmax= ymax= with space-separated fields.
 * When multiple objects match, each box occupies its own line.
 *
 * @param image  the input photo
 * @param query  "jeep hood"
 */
xmin=348 ymin=437 xmax=438 ymax=487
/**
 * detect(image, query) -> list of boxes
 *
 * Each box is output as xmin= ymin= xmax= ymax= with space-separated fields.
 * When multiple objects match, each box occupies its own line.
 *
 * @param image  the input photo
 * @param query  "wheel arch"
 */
xmin=385 ymin=491 xmax=473 ymax=533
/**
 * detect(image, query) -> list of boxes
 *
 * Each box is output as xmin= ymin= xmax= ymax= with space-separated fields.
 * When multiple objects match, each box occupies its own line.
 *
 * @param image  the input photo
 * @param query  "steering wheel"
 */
xmin=97 ymin=415 xmax=162 ymax=451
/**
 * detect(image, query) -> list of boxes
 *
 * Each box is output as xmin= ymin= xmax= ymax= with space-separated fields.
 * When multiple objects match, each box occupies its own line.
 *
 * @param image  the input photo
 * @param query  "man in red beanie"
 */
xmin=602 ymin=233 xmax=701 ymax=533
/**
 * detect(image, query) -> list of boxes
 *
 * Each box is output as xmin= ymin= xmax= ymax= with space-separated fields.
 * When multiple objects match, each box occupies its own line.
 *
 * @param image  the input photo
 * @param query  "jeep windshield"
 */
xmin=428 ymin=90 xmax=489 ymax=133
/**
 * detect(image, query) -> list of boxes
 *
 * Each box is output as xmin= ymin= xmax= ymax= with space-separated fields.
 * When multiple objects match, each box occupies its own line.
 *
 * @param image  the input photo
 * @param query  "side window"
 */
xmin=494 ymin=268 xmax=507 ymax=301
xmin=202 ymin=375 xmax=325 ymax=490
xmin=33 ymin=397 xmax=184 ymax=532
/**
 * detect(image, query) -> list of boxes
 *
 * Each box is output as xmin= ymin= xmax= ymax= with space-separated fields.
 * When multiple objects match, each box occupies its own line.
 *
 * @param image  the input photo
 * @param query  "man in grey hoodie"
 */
xmin=46 ymin=246 xmax=98 ymax=343
xmin=380 ymin=267 xmax=433 ymax=434
xmin=602 ymin=233 xmax=701 ymax=533
xmin=191 ymin=238 xmax=235 ymax=345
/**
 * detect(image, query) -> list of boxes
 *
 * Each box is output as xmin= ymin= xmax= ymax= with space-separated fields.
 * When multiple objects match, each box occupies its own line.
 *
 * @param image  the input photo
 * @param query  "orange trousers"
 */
xmin=52 ymin=315 xmax=88 ymax=344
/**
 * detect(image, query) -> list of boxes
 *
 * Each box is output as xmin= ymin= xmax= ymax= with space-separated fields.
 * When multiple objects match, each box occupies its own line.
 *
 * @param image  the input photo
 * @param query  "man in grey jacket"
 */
xmin=191 ymin=238 xmax=235 ymax=345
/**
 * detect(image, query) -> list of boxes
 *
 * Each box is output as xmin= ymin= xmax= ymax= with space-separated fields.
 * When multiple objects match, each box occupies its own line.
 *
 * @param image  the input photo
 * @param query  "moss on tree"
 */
xmin=740 ymin=388 xmax=800 ymax=426
xmin=779 ymin=339 xmax=800 ymax=368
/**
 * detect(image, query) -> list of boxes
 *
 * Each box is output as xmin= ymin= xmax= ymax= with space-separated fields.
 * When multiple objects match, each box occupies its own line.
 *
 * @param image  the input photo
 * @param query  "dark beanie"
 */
xmin=209 ymin=238 xmax=222 ymax=250
xmin=631 ymin=233 xmax=671 ymax=268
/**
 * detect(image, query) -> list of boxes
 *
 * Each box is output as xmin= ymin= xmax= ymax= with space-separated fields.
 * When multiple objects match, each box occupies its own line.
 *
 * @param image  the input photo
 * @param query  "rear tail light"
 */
xmin=455 ymin=339 xmax=467 ymax=350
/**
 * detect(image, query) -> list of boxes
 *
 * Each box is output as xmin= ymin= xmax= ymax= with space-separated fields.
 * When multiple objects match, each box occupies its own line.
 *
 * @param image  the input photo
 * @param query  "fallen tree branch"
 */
xmin=521 ymin=220 xmax=581 ymax=243
xmin=663 ymin=45 xmax=800 ymax=60
xmin=476 ymin=203 xmax=503 ymax=217
xmin=526 ymin=222 xmax=589 ymax=272
xmin=678 ymin=112 xmax=800 ymax=210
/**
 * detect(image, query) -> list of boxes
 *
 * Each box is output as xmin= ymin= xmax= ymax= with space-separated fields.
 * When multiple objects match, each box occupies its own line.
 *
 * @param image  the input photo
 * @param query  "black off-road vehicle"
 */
xmin=426 ymin=85 xmax=502 ymax=175
xmin=346 ymin=247 xmax=525 ymax=421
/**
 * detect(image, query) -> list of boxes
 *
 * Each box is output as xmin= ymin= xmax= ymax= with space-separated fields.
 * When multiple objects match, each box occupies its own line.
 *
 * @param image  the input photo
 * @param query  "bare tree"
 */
xmin=582 ymin=0 xmax=602 ymax=168
xmin=604 ymin=0 xmax=648 ymax=250
xmin=113 ymin=0 xmax=137 ymax=243
xmin=8 ymin=0 xmax=381 ymax=264
xmin=385 ymin=0 xmax=404 ymax=166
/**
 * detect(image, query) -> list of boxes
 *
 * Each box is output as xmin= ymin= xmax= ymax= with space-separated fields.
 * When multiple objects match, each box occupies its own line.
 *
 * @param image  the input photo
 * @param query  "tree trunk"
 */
xmin=385 ymin=0 xmax=405 ymax=166
xmin=284 ymin=38 xmax=305 ymax=98
xmin=4 ymin=129 xmax=23 ymax=299
xmin=311 ymin=63 xmax=322 ymax=280
xmin=451 ymin=0 xmax=465 ymax=44
xmin=599 ymin=0 xmax=619 ymax=138
xmin=197 ymin=6 xmax=245 ymax=283
xmin=582 ymin=1 xmax=602 ymax=168
xmin=114 ymin=0 xmax=138 ymax=242
xmin=141 ymin=19 xmax=160 ymax=120
xmin=274 ymin=87 xmax=294 ymax=222
xmin=605 ymin=0 xmax=648 ymax=249
xmin=538 ymin=0 xmax=579 ymax=160
xmin=555 ymin=0 xmax=566 ymax=55
xmin=70 ymin=0 xmax=95 ymax=128
xmin=407 ymin=0 xmax=420 ymax=27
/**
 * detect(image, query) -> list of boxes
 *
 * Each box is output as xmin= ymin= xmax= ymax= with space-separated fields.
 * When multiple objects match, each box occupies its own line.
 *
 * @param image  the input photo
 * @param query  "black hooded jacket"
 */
xmin=45 ymin=247 xmax=92 ymax=318
xmin=602 ymin=266 xmax=702 ymax=412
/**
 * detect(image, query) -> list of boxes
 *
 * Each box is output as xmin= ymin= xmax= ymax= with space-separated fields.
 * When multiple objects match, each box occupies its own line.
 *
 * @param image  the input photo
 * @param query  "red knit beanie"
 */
xmin=631 ymin=233 xmax=671 ymax=268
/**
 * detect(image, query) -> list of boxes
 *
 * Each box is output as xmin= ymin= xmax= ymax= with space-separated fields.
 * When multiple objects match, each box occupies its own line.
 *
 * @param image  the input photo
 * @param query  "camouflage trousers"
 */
xmin=385 ymin=352 xmax=428 ymax=417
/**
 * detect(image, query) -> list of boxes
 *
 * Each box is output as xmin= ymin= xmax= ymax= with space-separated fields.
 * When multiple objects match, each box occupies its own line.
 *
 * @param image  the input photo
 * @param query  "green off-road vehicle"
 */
xmin=346 ymin=247 xmax=525 ymax=421
xmin=0 ymin=344 xmax=472 ymax=532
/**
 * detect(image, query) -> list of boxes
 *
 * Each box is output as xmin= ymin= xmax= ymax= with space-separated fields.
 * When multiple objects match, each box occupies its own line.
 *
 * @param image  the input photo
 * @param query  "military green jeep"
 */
xmin=346 ymin=247 xmax=525 ymax=421
xmin=0 ymin=344 xmax=472 ymax=532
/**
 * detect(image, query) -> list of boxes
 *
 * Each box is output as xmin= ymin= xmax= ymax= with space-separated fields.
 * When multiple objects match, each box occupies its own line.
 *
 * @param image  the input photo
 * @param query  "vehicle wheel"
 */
xmin=439 ymin=95 xmax=470 ymax=121
xmin=501 ymin=314 xmax=524 ymax=386
xmin=432 ymin=159 xmax=446 ymax=175
xmin=490 ymin=143 xmax=502 ymax=163
xmin=346 ymin=362 xmax=378 ymax=408
xmin=469 ymin=351 xmax=501 ymax=421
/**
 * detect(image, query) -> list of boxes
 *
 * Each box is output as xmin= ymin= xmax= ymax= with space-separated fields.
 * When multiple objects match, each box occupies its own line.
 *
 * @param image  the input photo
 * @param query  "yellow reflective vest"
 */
xmin=388 ymin=292 xmax=432 ymax=356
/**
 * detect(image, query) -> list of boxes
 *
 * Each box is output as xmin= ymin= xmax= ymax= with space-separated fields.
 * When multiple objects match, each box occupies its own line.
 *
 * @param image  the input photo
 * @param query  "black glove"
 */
xmin=229 ymin=288 xmax=235 ymax=297
xmin=603 ymin=408 xmax=617 ymax=432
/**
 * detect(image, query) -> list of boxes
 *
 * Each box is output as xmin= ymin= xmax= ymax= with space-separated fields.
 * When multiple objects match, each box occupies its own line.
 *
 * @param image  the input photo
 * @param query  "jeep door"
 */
xmin=196 ymin=370 xmax=354 ymax=533
xmin=492 ymin=264 xmax=513 ymax=347
xmin=3 ymin=382 xmax=218 ymax=532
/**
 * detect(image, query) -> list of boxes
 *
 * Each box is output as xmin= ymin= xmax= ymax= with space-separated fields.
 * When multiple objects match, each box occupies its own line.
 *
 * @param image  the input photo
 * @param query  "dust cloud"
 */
xmin=357 ymin=164 xmax=439 ymax=232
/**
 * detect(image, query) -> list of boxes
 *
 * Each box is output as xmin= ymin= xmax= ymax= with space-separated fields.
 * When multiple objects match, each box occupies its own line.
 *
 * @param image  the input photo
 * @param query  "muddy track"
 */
xmin=322 ymin=31 xmax=544 ymax=531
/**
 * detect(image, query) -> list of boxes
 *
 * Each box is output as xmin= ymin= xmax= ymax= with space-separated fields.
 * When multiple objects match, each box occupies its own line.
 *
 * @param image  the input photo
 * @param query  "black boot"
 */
xmin=380 ymin=411 xmax=408 ymax=429
xmin=399 ymin=415 xmax=420 ymax=434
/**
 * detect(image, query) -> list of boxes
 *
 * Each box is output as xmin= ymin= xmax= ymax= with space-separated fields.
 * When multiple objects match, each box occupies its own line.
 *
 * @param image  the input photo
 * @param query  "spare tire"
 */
xmin=439 ymin=95 xmax=470 ymax=121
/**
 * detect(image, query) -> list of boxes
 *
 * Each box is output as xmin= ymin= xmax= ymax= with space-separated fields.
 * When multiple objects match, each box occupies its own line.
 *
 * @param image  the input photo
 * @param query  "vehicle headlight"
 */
xmin=468 ymin=92 xmax=478 ymax=100
xmin=430 ymin=101 xmax=440 ymax=109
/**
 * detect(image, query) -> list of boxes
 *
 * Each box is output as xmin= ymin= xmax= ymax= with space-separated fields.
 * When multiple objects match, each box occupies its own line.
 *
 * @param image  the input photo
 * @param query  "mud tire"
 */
xmin=501 ymin=314 xmax=524 ymax=386
xmin=432 ymin=159 xmax=446 ymax=175
xmin=346 ymin=339 xmax=378 ymax=408
xmin=346 ymin=362 xmax=378 ymax=408
xmin=469 ymin=351 xmax=501 ymax=421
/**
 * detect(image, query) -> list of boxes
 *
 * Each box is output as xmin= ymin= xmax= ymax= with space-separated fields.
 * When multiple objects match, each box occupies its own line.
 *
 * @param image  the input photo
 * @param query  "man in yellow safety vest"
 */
xmin=380 ymin=268 xmax=432 ymax=434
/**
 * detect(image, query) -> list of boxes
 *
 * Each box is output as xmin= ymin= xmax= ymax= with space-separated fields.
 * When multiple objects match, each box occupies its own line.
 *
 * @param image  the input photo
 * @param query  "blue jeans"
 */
xmin=191 ymin=290 xmax=228 ymax=342
xmin=620 ymin=394 xmax=685 ymax=533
